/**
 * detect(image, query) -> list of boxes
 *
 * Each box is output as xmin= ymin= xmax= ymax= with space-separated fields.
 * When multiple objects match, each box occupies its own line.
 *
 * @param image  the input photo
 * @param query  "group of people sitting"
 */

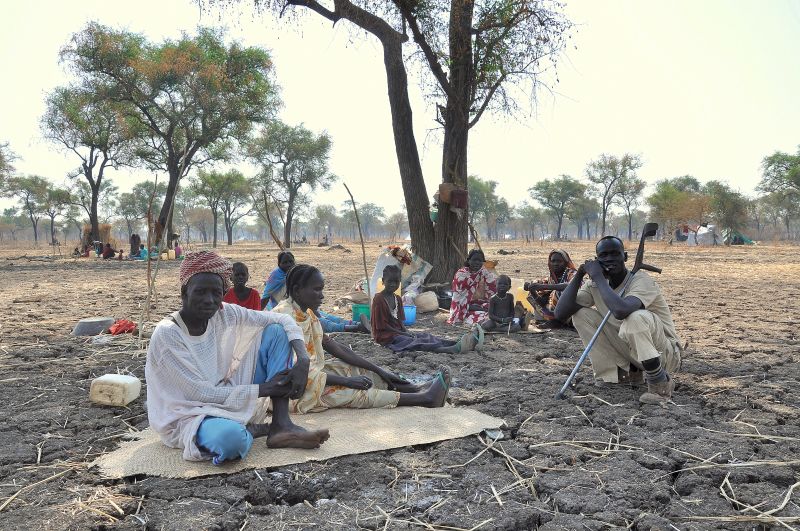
xmin=72 ymin=241 xmax=184 ymax=261
xmin=146 ymin=235 xmax=681 ymax=465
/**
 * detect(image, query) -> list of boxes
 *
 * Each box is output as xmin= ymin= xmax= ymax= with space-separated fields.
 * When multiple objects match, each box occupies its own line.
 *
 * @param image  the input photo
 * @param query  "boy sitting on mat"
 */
xmin=372 ymin=265 xmax=483 ymax=353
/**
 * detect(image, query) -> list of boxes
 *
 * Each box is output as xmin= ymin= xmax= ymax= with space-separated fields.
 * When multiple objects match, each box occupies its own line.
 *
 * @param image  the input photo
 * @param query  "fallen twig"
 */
xmin=0 ymin=469 xmax=70 ymax=512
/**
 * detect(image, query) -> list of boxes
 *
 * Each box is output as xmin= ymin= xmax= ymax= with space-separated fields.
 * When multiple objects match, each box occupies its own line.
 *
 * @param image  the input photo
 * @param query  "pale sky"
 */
xmin=2 ymin=0 xmax=799 ymax=217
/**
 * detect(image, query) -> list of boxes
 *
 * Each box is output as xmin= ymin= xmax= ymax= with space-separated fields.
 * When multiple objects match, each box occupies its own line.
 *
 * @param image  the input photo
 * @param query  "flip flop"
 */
xmin=459 ymin=329 xmax=477 ymax=352
xmin=434 ymin=366 xmax=452 ymax=407
xmin=473 ymin=324 xmax=485 ymax=351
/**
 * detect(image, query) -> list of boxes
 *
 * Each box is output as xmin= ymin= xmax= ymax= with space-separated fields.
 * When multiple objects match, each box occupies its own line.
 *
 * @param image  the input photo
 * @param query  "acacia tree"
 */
xmin=69 ymin=178 xmax=118 ymax=226
xmin=529 ymin=175 xmax=585 ymax=239
xmin=117 ymin=181 xmax=167 ymax=238
xmin=515 ymin=202 xmax=546 ymax=240
xmin=219 ymin=170 xmax=252 ymax=245
xmin=703 ymin=181 xmax=748 ymax=236
xmin=759 ymin=146 xmax=800 ymax=194
xmin=614 ymin=174 xmax=646 ymax=240
xmin=42 ymin=87 xmax=134 ymax=243
xmin=385 ymin=211 xmax=408 ymax=241
xmin=41 ymin=187 xmax=73 ymax=245
xmin=247 ymin=121 xmax=336 ymax=248
xmin=585 ymin=153 xmax=642 ymax=236
xmin=566 ymin=194 xmax=600 ymax=240
xmin=7 ymin=176 xmax=49 ymax=244
xmin=190 ymin=170 xmax=227 ymax=248
xmin=61 ymin=24 xmax=280 ymax=248
xmin=310 ymin=204 xmax=339 ymax=242
xmin=209 ymin=0 xmax=571 ymax=280
xmin=355 ymin=202 xmax=386 ymax=239
xmin=647 ymin=176 xmax=712 ymax=240
xmin=0 ymin=141 xmax=17 ymax=187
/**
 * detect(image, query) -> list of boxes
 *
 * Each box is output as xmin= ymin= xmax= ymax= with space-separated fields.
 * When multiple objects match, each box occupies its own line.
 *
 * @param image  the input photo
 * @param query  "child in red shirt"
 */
xmin=223 ymin=262 xmax=262 ymax=310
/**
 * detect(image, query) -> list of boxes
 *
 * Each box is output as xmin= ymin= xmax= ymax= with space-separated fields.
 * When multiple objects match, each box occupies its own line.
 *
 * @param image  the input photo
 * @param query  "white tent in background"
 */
xmin=687 ymin=224 xmax=719 ymax=246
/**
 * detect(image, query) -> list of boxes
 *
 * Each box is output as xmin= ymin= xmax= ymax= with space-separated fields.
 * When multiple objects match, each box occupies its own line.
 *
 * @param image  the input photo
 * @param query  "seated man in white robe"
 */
xmin=145 ymin=250 xmax=329 ymax=464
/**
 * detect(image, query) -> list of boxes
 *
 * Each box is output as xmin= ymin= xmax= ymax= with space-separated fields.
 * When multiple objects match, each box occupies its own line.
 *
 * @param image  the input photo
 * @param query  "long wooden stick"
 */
xmin=343 ymin=183 xmax=371 ymax=299
xmin=467 ymin=221 xmax=482 ymax=251
xmin=260 ymin=190 xmax=285 ymax=250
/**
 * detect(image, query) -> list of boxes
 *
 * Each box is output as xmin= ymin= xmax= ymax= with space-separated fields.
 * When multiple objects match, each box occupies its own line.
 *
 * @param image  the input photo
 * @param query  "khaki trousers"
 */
xmin=572 ymin=308 xmax=681 ymax=383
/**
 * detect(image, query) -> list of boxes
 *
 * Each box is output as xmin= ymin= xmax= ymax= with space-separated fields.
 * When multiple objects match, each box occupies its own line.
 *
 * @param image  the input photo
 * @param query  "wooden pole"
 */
xmin=343 ymin=183 xmax=371 ymax=299
xmin=261 ymin=190 xmax=285 ymax=250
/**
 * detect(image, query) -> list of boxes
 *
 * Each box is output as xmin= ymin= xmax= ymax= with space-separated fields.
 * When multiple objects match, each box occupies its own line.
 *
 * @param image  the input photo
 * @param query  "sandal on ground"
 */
xmin=434 ymin=366 xmax=452 ymax=407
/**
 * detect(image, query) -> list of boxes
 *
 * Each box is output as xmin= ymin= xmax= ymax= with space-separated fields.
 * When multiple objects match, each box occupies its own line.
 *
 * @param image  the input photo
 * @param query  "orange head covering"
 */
xmin=179 ymin=250 xmax=233 ymax=291
xmin=548 ymin=249 xmax=576 ymax=281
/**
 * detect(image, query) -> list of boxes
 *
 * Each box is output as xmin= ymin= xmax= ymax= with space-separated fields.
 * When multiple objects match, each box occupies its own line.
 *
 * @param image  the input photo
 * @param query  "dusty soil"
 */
xmin=0 ymin=241 xmax=799 ymax=530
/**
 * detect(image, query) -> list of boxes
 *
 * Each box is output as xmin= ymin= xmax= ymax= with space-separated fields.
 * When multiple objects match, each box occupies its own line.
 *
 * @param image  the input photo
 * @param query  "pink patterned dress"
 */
xmin=447 ymin=266 xmax=498 ymax=325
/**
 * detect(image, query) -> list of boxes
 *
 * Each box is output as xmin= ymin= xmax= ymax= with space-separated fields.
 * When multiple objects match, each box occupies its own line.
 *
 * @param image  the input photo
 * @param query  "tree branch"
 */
xmin=469 ymin=72 xmax=506 ymax=128
xmin=394 ymin=2 xmax=452 ymax=98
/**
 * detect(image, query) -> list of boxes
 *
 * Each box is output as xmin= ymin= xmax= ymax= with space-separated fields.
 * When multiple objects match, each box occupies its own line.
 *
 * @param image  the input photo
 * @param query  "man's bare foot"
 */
xmin=246 ymin=423 xmax=271 ymax=439
xmin=425 ymin=366 xmax=451 ymax=407
xmin=267 ymin=423 xmax=330 ymax=449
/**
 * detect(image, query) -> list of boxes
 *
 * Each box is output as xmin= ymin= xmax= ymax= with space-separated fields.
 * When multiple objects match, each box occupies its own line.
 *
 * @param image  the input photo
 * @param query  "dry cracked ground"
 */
xmin=0 ymin=241 xmax=799 ymax=530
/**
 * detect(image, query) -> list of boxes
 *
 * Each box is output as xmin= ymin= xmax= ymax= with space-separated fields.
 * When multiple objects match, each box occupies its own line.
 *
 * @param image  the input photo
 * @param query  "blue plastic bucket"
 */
xmin=403 ymin=305 xmax=417 ymax=325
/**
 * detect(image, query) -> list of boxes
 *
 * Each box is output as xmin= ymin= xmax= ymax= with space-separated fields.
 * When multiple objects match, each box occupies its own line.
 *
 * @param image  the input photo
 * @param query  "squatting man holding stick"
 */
xmin=555 ymin=236 xmax=682 ymax=404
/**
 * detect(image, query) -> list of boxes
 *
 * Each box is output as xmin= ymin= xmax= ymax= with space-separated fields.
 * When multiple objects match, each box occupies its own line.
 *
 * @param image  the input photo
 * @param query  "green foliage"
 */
xmin=218 ymin=169 xmax=252 ymax=245
xmin=61 ymin=23 xmax=280 ymax=242
xmin=248 ymin=120 xmax=335 ymax=247
xmin=669 ymin=175 xmax=702 ymax=193
xmin=191 ymin=169 xmax=232 ymax=247
xmin=117 ymin=180 xmax=167 ymax=235
xmin=565 ymin=195 xmax=600 ymax=240
xmin=354 ymin=202 xmax=386 ymax=240
xmin=0 ymin=208 xmax=28 ymax=241
xmin=68 ymin=178 xmax=119 ymax=220
xmin=41 ymin=187 xmax=73 ymax=243
xmin=0 ymin=141 xmax=17 ymax=186
xmin=529 ymin=175 xmax=586 ymax=239
xmin=585 ymin=153 xmax=643 ymax=236
xmin=646 ymin=178 xmax=707 ymax=236
xmin=6 ymin=175 xmax=50 ymax=243
xmin=702 ymin=181 xmax=749 ymax=233
xmin=42 ymin=85 xmax=135 ymax=241
xmin=759 ymin=146 xmax=800 ymax=194
xmin=397 ymin=0 xmax=573 ymax=122
xmin=309 ymin=204 xmax=339 ymax=240
xmin=385 ymin=211 xmax=409 ymax=241
xmin=760 ymin=191 xmax=799 ymax=238
xmin=467 ymin=175 xmax=512 ymax=239
xmin=614 ymin=174 xmax=646 ymax=240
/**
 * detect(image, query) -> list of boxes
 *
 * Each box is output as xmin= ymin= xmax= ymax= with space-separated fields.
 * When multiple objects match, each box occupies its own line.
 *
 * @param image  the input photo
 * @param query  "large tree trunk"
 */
xmin=226 ymin=215 xmax=233 ymax=245
xmin=89 ymin=183 xmax=101 ymax=243
xmin=49 ymin=217 xmax=57 ymax=244
xmin=381 ymin=39 xmax=435 ymax=263
xmin=627 ymin=210 xmax=633 ymax=241
xmin=28 ymin=211 xmax=39 ymax=244
xmin=426 ymin=0 xmax=474 ymax=282
xmin=156 ymin=166 xmax=180 ymax=249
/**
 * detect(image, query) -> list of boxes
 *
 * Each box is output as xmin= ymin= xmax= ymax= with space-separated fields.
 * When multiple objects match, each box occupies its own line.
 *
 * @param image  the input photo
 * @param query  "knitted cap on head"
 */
xmin=179 ymin=250 xmax=233 ymax=291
